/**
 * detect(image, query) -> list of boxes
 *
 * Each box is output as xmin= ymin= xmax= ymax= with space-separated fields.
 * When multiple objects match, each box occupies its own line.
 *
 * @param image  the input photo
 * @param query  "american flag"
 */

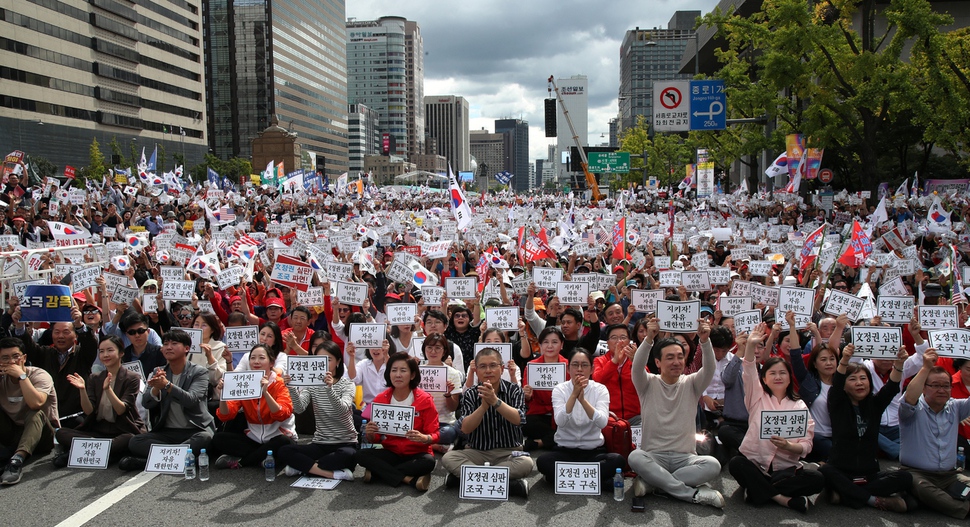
xmin=220 ymin=205 xmax=236 ymax=222
xmin=952 ymin=245 xmax=967 ymax=305
xmin=227 ymin=235 xmax=260 ymax=257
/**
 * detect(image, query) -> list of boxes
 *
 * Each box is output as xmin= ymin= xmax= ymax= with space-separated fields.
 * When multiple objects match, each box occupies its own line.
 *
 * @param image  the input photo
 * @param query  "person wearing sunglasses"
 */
xmin=118 ymin=313 xmax=166 ymax=373
xmin=0 ymin=338 xmax=57 ymax=485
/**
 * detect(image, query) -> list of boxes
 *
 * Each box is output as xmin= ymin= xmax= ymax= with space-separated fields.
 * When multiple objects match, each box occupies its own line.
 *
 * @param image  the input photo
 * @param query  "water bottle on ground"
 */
xmin=264 ymin=450 xmax=276 ymax=482
xmin=958 ymin=447 xmax=966 ymax=471
xmin=360 ymin=420 xmax=371 ymax=449
xmin=613 ymin=468 xmax=624 ymax=501
xmin=198 ymin=449 xmax=209 ymax=481
xmin=184 ymin=449 xmax=196 ymax=480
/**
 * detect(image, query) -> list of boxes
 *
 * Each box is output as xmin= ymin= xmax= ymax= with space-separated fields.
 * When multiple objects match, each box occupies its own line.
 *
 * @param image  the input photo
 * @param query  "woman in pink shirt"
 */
xmin=727 ymin=322 xmax=824 ymax=513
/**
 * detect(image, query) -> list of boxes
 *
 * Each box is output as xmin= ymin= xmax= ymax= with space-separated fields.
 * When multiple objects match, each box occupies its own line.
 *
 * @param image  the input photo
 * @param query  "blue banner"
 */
xmin=494 ymin=171 xmax=513 ymax=185
xmin=19 ymin=285 xmax=74 ymax=323
xmin=207 ymin=167 xmax=220 ymax=187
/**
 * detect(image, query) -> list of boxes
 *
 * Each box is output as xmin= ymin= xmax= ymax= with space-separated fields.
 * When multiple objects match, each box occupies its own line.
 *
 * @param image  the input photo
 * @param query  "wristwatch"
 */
xmin=18 ymin=373 xmax=27 ymax=382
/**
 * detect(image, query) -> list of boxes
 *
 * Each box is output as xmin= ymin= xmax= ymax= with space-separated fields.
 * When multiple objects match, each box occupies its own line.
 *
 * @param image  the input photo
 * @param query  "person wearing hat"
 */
xmin=88 ymin=210 xmax=105 ymax=236
xmin=708 ymin=242 xmax=732 ymax=267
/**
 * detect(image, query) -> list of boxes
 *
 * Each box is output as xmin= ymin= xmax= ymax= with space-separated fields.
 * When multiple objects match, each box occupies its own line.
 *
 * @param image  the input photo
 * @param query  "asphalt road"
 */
xmin=4 ymin=449 xmax=965 ymax=527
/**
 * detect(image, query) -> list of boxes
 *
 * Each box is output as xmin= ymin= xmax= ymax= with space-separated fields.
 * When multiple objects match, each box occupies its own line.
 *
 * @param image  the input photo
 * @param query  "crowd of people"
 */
xmin=1 ymin=166 xmax=970 ymax=518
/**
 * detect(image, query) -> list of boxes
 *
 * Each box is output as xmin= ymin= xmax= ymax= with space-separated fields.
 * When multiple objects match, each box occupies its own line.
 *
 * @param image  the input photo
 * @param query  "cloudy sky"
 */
xmin=347 ymin=0 xmax=720 ymax=163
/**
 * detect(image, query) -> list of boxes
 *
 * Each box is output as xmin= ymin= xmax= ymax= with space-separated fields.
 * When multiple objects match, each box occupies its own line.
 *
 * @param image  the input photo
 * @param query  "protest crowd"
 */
xmin=3 ymin=154 xmax=970 ymax=518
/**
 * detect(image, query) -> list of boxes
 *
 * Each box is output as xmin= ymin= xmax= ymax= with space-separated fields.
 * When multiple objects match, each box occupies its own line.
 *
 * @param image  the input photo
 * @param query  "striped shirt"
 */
xmin=288 ymin=377 xmax=358 ymax=445
xmin=456 ymin=378 xmax=526 ymax=450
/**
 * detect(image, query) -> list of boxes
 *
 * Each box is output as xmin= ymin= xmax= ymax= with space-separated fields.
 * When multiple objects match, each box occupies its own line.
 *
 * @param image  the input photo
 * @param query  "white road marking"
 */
xmin=54 ymin=471 xmax=159 ymax=527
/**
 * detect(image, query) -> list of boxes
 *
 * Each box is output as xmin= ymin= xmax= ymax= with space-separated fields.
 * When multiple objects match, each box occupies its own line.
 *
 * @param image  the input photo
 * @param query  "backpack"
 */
xmin=602 ymin=414 xmax=635 ymax=473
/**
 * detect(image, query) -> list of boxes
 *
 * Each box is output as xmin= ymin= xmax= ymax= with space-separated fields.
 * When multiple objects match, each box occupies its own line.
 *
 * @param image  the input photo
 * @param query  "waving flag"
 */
xmin=798 ymin=223 xmax=827 ymax=270
xmin=207 ymin=167 xmax=220 ymax=188
xmin=138 ymin=148 xmax=147 ymax=172
xmin=448 ymin=165 xmax=472 ymax=230
xmin=219 ymin=205 xmax=236 ymax=223
xmin=147 ymin=146 xmax=157 ymax=173
xmin=111 ymin=255 xmax=131 ymax=272
xmin=408 ymin=260 xmax=438 ymax=288
xmin=927 ymin=196 xmax=951 ymax=232
xmin=127 ymin=233 xmax=148 ymax=253
xmin=494 ymin=171 xmax=513 ymax=185
xmin=764 ymin=153 xmax=788 ymax=179
xmin=679 ymin=164 xmax=695 ymax=190
xmin=612 ymin=217 xmax=626 ymax=260
xmin=895 ymin=178 xmax=909 ymax=198
xmin=911 ymin=173 xmax=919 ymax=197
xmin=837 ymin=221 xmax=873 ymax=268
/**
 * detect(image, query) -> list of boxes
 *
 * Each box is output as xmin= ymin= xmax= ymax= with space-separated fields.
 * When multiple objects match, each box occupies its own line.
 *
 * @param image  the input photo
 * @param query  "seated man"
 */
xmin=899 ymin=349 xmax=970 ymax=519
xmin=121 ymin=330 xmax=214 ymax=470
xmin=441 ymin=347 xmax=534 ymax=499
xmin=0 ymin=338 xmax=58 ymax=485
xmin=629 ymin=318 xmax=724 ymax=508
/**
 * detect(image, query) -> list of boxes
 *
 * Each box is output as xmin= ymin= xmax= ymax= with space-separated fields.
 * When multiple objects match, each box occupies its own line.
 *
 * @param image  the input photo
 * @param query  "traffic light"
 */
xmin=544 ymin=99 xmax=557 ymax=137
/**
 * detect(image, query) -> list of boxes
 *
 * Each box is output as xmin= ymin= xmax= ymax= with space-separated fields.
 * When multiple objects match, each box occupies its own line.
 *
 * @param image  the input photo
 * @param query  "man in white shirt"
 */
xmin=701 ymin=326 xmax=735 ymax=425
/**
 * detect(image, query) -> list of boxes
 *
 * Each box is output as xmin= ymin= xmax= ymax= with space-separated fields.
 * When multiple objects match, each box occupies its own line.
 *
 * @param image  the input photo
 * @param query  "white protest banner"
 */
xmin=386 ymin=303 xmax=418 ymax=326
xmin=707 ymin=267 xmax=730 ymax=286
xmin=734 ymin=310 xmax=763 ymax=335
xmin=877 ymin=295 xmax=915 ymax=324
xmin=286 ymin=356 xmax=330 ymax=386
xmin=370 ymin=403 xmax=415 ymax=437
xmin=420 ymin=240 xmax=452 ymax=259
xmin=421 ymin=286 xmax=445 ymax=306
xmin=656 ymin=300 xmax=701 ymax=333
xmin=594 ymin=273 xmax=616 ymax=291
xmin=850 ymin=326 xmax=903 ymax=359
xmin=749 ymin=261 xmax=773 ymax=277
xmin=556 ymin=281 xmax=589 ymax=306
xmin=197 ymin=300 xmax=214 ymax=315
xmin=181 ymin=327 xmax=203 ymax=355
xmin=474 ymin=343 xmax=512 ymax=364
xmin=691 ymin=252 xmax=710 ymax=269
xmin=730 ymin=280 xmax=752 ymax=298
xmin=162 ymin=279 xmax=195 ymax=301
xmin=878 ymin=276 xmax=909 ymax=297
xmin=460 ymin=465 xmax=510 ymax=501
xmin=71 ymin=266 xmax=102 ymax=293
xmin=630 ymin=289 xmax=664 ymax=313
xmin=485 ymin=307 xmax=518 ymax=331
xmin=759 ymin=410 xmax=810 ymax=439
xmin=216 ymin=266 xmax=245 ymax=290
xmin=334 ymin=281 xmax=367 ymax=306
xmin=141 ymin=294 xmax=158 ymax=314
xmin=270 ymin=254 xmax=313 ymax=292
xmin=824 ymin=290 xmax=865 ymax=321
xmin=296 ymin=286 xmax=324 ymax=307
xmin=102 ymin=272 xmax=131 ymax=294
xmin=349 ymin=323 xmax=385 ymax=349
xmin=111 ymin=285 xmax=139 ymax=306
xmin=554 ymin=462 xmax=600 ymax=496
xmin=385 ymin=259 xmax=413 ymax=285
xmin=527 ymin=362 xmax=567 ymax=390
xmin=13 ymin=279 xmax=46 ymax=299
xmin=533 ymin=267 xmax=564 ymax=290
xmin=720 ymin=296 xmax=752 ymax=317
xmin=659 ymin=270 xmax=682 ymax=288
xmin=444 ymin=277 xmax=477 ymax=300
xmin=67 ymin=438 xmax=111 ymax=469
xmin=418 ymin=365 xmax=448 ymax=392
xmin=325 ymin=262 xmax=354 ymax=283
xmin=654 ymin=256 xmax=671 ymax=270
xmin=225 ymin=325 xmax=259 ymax=352
xmin=928 ymin=329 xmax=970 ymax=359
xmin=631 ymin=425 xmax=642 ymax=449
xmin=222 ymin=370 xmax=262 ymax=400
xmin=122 ymin=360 xmax=145 ymax=380
xmin=290 ymin=476 xmax=340 ymax=490
xmin=159 ymin=265 xmax=184 ymax=282
xmin=778 ymin=286 xmax=815 ymax=330
xmin=145 ymin=444 xmax=188 ymax=475
xmin=749 ymin=284 xmax=780 ymax=307
xmin=681 ymin=271 xmax=712 ymax=293
xmin=54 ymin=264 xmax=82 ymax=280
xmin=918 ymin=305 xmax=959 ymax=330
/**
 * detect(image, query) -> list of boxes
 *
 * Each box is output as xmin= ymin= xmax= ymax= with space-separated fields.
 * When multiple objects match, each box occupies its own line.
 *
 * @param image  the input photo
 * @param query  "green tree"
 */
xmin=79 ymin=137 xmax=107 ymax=186
xmin=618 ymin=115 xmax=695 ymax=188
xmin=157 ymin=143 xmax=167 ymax=174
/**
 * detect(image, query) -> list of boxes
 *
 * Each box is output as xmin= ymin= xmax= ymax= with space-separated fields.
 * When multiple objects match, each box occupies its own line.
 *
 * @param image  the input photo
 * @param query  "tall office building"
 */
xmin=618 ymin=11 xmax=699 ymax=134
xmin=555 ymin=75 xmax=588 ymax=187
xmin=495 ymin=118 xmax=529 ymax=192
xmin=204 ymin=0 xmax=348 ymax=174
xmin=349 ymin=103 xmax=381 ymax=173
xmin=0 ymin=0 xmax=208 ymax=168
xmin=347 ymin=16 xmax=424 ymax=159
xmin=425 ymin=95 xmax=470 ymax=172
xmin=469 ymin=129 xmax=509 ymax=180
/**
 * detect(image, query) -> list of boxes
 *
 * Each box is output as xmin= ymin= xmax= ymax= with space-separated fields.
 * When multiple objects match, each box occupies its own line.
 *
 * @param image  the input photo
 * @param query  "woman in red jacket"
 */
xmin=211 ymin=344 xmax=295 ymax=469
xmin=354 ymin=352 xmax=439 ymax=491
xmin=522 ymin=327 xmax=570 ymax=450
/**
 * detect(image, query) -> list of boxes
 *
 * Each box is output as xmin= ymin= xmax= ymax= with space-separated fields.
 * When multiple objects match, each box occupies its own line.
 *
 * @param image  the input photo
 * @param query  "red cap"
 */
xmin=13 ymin=217 xmax=25 ymax=222
xmin=229 ymin=295 xmax=242 ymax=305
xmin=385 ymin=292 xmax=401 ymax=301
xmin=613 ymin=265 xmax=625 ymax=273
xmin=265 ymin=297 xmax=286 ymax=309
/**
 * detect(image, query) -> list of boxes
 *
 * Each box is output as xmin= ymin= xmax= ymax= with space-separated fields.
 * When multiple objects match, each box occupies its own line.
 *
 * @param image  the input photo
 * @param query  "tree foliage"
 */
xmin=618 ymin=115 xmax=694 ymax=187
xmin=79 ymin=137 xmax=107 ymax=186
xmin=188 ymin=154 xmax=253 ymax=184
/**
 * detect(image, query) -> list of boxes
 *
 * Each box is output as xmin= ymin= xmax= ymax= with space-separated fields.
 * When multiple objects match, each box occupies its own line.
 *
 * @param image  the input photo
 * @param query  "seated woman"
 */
xmin=727 ymin=323 xmax=824 ymax=513
xmin=418 ymin=334 xmax=462 ymax=453
xmin=819 ymin=343 xmax=914 ymax=512
xmin=225 ymin=321 xmax=287 ymax=372
xmin=536 ymin=348 xmax=624 ymax=485
xmin=191 ymin=313 xmax=227 ymax=384
xmin=790 ymin=341 xmax=839 ymax=462
xmin=521 ymin=327 xmax=569 ymax=450
xmin=210 ymin=344 xmax=295 ymax=469
xmin=346 ymin=339 xmax=395 ymax=413
xmin=276 ymin=341 xmax=357 ymax=480
xmin=54 ymin=336 xmax=145 ymax=467
xmin=353 ymin=352 xmax=439 ymax=491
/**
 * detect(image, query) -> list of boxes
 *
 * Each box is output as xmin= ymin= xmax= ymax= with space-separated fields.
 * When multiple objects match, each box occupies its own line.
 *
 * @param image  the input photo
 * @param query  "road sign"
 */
xmin=587 ymin=152 xmax=630 ymax=173
xmin=653 ymin=81 xmax=690 ymax=132
xmin=689 ymin=80 xmax=726 ymax=131
xmin=818 ymin=168 xmax=833 ymax=183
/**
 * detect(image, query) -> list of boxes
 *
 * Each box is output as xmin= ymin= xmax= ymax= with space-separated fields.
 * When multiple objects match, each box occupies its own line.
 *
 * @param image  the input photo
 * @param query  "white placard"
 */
xmin=286 ymin=356 xmax=330 ymax=386
xmin=162 ymin=279 xmax=195 ymax=301
xmin=111 ymin=285 xmax=139 ymax=306
xmin=460 ymin=465 xmax=510 ymax=501
xmin=850 ymin=326 xmax=903 ymax=358
xmin=181 ymin=327 xmax=203 ymax=355
xmin=631 ymin=425 xmax=642 ymax=449
xmin=386 ymin=303 xmax=418 ymax=326
xmin=474 ymin=343 xmax=513 ymax=364
xmin=748 ymin=261 xmax=773 ymax=277
xmin=325 ymin=262 xmax=354 ymax=282
xmin=533 ymin=267 xmax=564 ymax=290
xmin=730 ymin=280 xmax=752 ymax=297
xmin=197 ymin=300 xmax=214 ymax=315
xmin=349 ymin=323 xmax=385 ymax=349
xmin=630 ymin=289 xmax=664 ymax=313
xmin=141 ymin=294 xmax=158 ymax=314
xmin=681 ymin=271 xmax=712 ymax=292
xmin=554 ymin=461 xmax=600 ymax=495
xmin=222 ymin=370 xmax=262 ymax=400
xmin=733 ymin=309 xmax=763 ymax=335
xmin=290 ymin=476 xmax=340 ymax=489
xmin=159 ymin=265 xmax=184 ymax=282
xmin=334 ymin=281 xmax=367 ymax=306
xmin=216 ymin=266 xmax=245 ymax=290
xmin=67 ymin=438 xmax=111 ymax=469
xmin=659 ymin=270 xmax=682 ymax=288
xmin=823 ymin=290 xmax=865 ymax=321
xmin=146 ymin=444 xmax=188 ymax=474
xmin=778 ymin=286 xmax=815 ymax=330
xmin=719 ymin=296 xmax=752 ymax=317
xmin=12 ymin=279 xmax=46 ymax=299
xmin=749 ymin=284 xmax=780 ymax=307
xmin=918 ymin=305 xmax=959 ymax=330
xmin=485 ymin=307 xmax=518 ymax=331
xmin=556 ymin=281 xmax=590 ymax=306
xmin=654 ymin=256 xmax=671 ymax=270
xmin=122 ymin=360 xmax=145 ymax=380
xmin=527 ymin=362 xmax=567 ymax=390
xmin=878 ymin=276 xmax=909 ymax=297
xmin=759 ymin=410 xmax=810 ymax=439
xmin=418 ymin=365 xmax=448 ymax=392
xmin=707 ymin=267 xmax=730 ymax=286
xmin=296 ymin=286 xmax=324 ymax=306
xmin=928 ymin=329 xmax=970 ymax=359
xmin=421 ymin=286 xmax=445 ymax=306
xmin=877 ymin=295 xmax=914 ymax=325
xmin=71 ymin=266 xmax=102 ymax=293
xmin=444 ymin=277 xmax=477 ymax=300
xmin=225 ymin=325 xmax=259 ymax=352
xmin=370 ymin=402 xmax=415 ymax=437
xmin=385 ymin=259 xmax=413 ymax=284
xmin=656 ymin=300 xmax=700 ymax=333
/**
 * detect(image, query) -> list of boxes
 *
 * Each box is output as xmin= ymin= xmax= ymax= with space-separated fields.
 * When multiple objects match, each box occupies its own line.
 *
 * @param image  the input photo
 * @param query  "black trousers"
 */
xmin=819 ymin=463 xmax=913 ymax=509
xmin=209 ymin=431 xmax=295 ymax=467
xmin=717 ymin=420 xmax=747 ymax=459
xmin=353 ymin=448 xmax=435 ymax=487
xmin=536 ymin=446 xmax=626 ymax=483
xmin=523 ymin=414 xmax=556 ymax=449
xmin=55 ymin=420 xmax=134 ymax=462
xmin=728 ymin=455 xmax=825 ymax=505
xmin=275 ymin=442 xmax=357 ymax=474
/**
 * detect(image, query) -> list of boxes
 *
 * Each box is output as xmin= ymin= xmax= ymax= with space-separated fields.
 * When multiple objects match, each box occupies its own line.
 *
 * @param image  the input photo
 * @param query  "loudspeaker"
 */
xmin=544 ymin=99 xmax=557 ymax=138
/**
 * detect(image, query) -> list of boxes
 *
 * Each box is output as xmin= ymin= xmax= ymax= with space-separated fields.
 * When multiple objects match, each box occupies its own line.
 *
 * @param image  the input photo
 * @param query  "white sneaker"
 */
xmin=632 ymin=477 xmax=655 ymax=497
xmin=333 ymin=468 xmax=355 ymax=481
xmin=693 ymin=487 xmax=725 ymax=509
xmin=283 ymin=466 xmax=301 ymax=477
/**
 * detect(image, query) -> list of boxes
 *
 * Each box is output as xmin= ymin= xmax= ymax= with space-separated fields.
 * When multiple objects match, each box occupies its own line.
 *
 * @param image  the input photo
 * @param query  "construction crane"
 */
xmin=548 ymin=75 xmax=603 ymax=203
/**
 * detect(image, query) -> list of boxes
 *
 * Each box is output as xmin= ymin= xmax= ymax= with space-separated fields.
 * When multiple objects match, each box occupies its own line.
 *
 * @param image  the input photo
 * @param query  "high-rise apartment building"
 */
xmin=349 ymin=103 xmax=381 ymax=173
xmin=204 ymin=0 xmax=348 ymax=175
xmin=347 ymin=16 xmax=423 ymax=159
xmin=0 ymin=0 xmax=209 ymax=168
xmin=494 ymin=118 xmax=529 ymax=192
xmin=425 ymin=95 xmax=469 ymax=172
xmin=618 ymin=11 xmax=699 ymax=134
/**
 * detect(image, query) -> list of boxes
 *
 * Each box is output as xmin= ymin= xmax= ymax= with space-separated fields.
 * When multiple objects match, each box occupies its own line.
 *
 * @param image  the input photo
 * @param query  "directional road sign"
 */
xmin=587 ymin=152 xmax=630 ymax=173
xmin=689 ymin=80 xmax=726 ymax=131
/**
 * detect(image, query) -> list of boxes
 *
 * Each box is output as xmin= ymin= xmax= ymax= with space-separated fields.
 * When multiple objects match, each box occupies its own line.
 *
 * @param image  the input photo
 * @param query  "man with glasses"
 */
xmin=0 ymin=338 xmax=57 ymax=485
xmin=899 ymin=349 xmax=970 ymax=519
xmin=592 ymin=324 xmax=641 ymax=423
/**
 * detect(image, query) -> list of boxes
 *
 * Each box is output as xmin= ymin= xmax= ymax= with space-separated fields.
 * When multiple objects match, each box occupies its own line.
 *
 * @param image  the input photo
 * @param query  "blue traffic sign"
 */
xmin=689 ymin=80 xmax=726 ymax=131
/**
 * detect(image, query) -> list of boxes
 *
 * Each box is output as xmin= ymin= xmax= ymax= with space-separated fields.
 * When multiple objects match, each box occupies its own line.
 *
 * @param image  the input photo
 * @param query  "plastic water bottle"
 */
xmin=264 ymin=451 xmax=276 ymax=482
xmin=958 ymin=447 xmax=966 ymax=471
xmin=484 ymin=462 xmax=490 ymax=467
xmin=198 ymin=449 xmax=209 ymax=482
xmin=360 ymin=420 xmax=371 ymax=449
xmin=184 ymin=450 xmax=196 ymax=480
xmin=613 ymin=468 xmax=624 ymax=501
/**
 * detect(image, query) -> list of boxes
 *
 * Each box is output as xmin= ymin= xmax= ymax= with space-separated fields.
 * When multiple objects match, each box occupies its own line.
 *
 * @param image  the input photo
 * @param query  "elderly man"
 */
xmin=0 ymin=338 xmax=57 ymax=485
xmin=899 ymin=349 xmax=970 ymax=519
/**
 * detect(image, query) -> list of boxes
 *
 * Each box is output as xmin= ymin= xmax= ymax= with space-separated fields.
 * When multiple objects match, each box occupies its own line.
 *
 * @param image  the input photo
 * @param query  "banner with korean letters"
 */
xmin=656 ymin=300 xmax=700 ymax=333
xmin=850 ymin=327 xmax=902 ymax=359
xmin=823 ymin=290 xmax=865 ymax=321
xmin=928 ymin=329 xmax=970 ymax=359
xmin=918 ymin=305 xmax=959 ymax=330
xmin=877 ymin=296 xmax=914 ymax=324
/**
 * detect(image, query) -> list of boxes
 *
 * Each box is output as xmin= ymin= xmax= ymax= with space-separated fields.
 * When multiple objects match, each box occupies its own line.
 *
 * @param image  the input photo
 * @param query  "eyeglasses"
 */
xmin=607 ymin=335 xmax=629 ymax=342
xmin=926 ymin=384 xmax=952 ymax=391
xmin=453 ymin=313 xmax=469 ymax=318
xmin=570 ymin=362 xmax=592 ymax=369
xmin=82 ymin=308 xmax=100 ymax=314
xmin=425 ymin=345 xmax=445 ymax=351
xmin=126 ymin=328 xmax=149 ymax=336
xmin=0 ymin=354 xmax=24 ymax=363
xmin=338 ymin=308 xmax=350 ymax=313
xmin=177 ymin=314 xmax=194 ymax=320
xmin=477 ymin=362 xmax=503 ymax=371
